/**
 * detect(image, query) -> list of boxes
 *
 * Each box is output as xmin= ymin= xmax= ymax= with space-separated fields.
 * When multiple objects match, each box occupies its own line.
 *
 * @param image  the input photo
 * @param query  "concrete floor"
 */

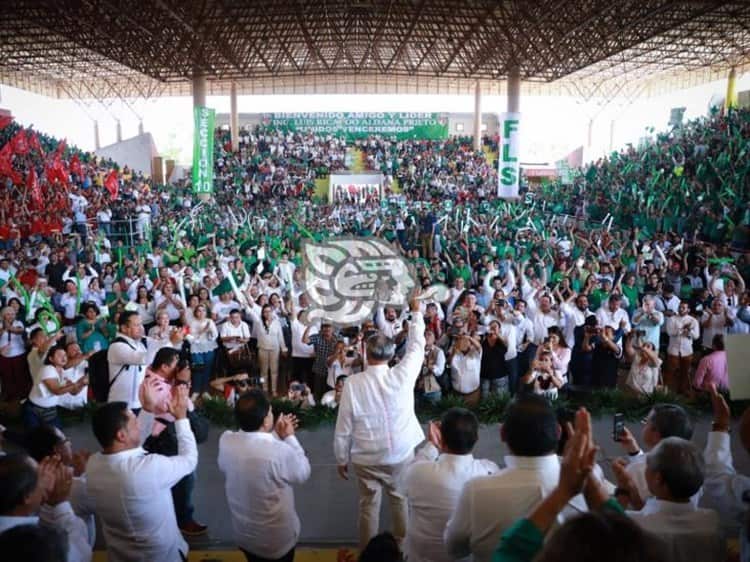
xmin=56 ymin=411 xmax=750 ymax=550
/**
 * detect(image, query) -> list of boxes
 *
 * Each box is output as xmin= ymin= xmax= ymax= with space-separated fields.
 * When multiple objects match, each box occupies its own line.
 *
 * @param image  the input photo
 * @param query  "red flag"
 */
xmin=26 ymin=168 xmax=43 ymax=209
xmin=54 ymin=158 xmax=69 ymax=187
xmin=0 ymin=142 xmax=22 ymax=185
xmin=104 ymin=170 xmax=119 ymax=200
xmin=0 ymin=115 xmax=12 ymax=130
xmin=45 ymin=155 xmax=69 ymax=188
xmin=54 ymin=139 xmax=67 ymax=159
xmin=29 ymin=132 xmax=45 ymax=157
xmin=10 ymin=129 xmax=29 ymax=155
xmin=70 ymin=154 xmax=83 ymax=177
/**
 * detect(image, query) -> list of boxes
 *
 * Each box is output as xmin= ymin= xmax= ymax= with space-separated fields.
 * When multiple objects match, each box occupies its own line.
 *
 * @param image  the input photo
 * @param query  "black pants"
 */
xmin=241 ymin=547 xmax=295 ymax=562
xmin=517 ymin=344 xmax=538 ymax=382
xmin=292 ymin=357 xmax=315 ymax=389
xmin=312 ymin=371 xmax=328 ymax=402
xmin=505 ymin=357 xmax=520 ymax=395
xmin=172 ymin=472 xmax=195 ymax=526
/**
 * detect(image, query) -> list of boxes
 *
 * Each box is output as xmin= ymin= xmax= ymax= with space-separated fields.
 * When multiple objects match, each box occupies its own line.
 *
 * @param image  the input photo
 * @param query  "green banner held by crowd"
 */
xmin=192 ymin=106 xmax=215 ymax=195
xmin=262 ymin=112 xmax=449 ymax=140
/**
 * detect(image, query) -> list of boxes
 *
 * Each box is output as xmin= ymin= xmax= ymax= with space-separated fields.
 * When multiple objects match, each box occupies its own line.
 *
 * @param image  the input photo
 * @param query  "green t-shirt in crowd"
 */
xmin=589 ymin=288 xmax=609 ymax=311
xmin=452 ymin=265 xmax=473 ymax=284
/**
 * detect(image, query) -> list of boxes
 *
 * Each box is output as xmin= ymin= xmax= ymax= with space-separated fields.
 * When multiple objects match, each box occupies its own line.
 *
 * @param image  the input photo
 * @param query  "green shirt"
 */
xmin=550 ymin=270 xmax=566 ymax=285
xmin=452 ymin=265 xmax=473 ymax=284
xmin=492 ymin=498 xmax=625 ymax=562
xmin=589 ymin=288 xmax=609 ymax=311
xmin=622 ymin=285 xmax=639 ymax=309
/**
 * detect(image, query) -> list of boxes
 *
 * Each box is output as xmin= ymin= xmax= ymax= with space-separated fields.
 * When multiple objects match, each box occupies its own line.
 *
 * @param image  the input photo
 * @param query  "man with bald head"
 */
xmin=702 ymin=384 xmax=750 ymax=550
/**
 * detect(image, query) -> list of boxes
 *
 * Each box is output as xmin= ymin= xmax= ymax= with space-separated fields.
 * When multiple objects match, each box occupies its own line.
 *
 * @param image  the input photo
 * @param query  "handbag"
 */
xmin=227 ymin=343 xmax=253 ymax=370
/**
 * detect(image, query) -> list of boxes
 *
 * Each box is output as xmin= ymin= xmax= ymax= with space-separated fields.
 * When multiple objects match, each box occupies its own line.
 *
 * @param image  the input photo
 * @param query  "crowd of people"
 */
xmin=0 ymin=106 xmax=748 ymax=560
xmin=1 ymin=306 xmax=749 ymax=562
xmin=538 ymin=108 xmax=750 ymax=242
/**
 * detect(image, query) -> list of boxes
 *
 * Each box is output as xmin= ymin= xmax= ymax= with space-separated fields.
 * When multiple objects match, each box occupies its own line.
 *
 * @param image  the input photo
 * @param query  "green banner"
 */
xmin=262 ymin=112 xmax=448 ymax=140
xmin=192 ymin=106 xmax=215 ymax=195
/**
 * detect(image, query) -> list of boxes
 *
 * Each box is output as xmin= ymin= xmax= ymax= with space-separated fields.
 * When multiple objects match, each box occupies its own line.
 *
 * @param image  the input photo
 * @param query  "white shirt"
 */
xmin=212 ymin=299 xmax=240 ymax=323
xmin=423 ymin=345 xmax=446 ymax=378
xmin=627 ymin=499 xmax=724 ymax=562
xmin=451 ymin=350 xmax=482 ymax=393
xmin=625 ymin=453 xmax=701 ymax=507
xmin=655 ymin=293 xmax=681 ymax=316
xmin=97 ymin=209 xmax=112 ymax=223
xmin=327 ymin=357 xmax=357 ymax=389
xmin=127 ymin=278 xmax=154 ymax=302
xmin=561 ymin=303 xmax=593 ymax=348
xmin=85 ymin=416 xmax=197 ymax=562
xmin=154 ymin=292 xmax=184 ymax=321
xmin=275 ymin=261 xmax=296 ymax=287
xmin=218 ymin=431 xmax=311 ymax=559
xmin=70 ymin=475 xmax=97 ymax=547
xmin=144 ymin=327 xmax=180 ymax=366
xmin=28 ymin=364 xmax=63 ymax=408
xmin=187 ymin=318 xmax=218 ymax=354
xmin=0 ymin=320 xmax=25 ymax=357
xmin=253 ymin=318 xmax=287 ymax=352
xmin=291 ymin=318 xmax=316 ymax=358
xmin=528 ymin=308 xmax=559 ymax=345
xmin=404 ymin=443 xmax=500 ymax=562
xmin=0 ymin=504 xmax=92 ymax=562
xmin=60 ymin=293 xmax=79 ymax=320
xmin=701 ymin=431 xmax=748 ymax=537
xmin=445 ymin=454 xmax=581 ymax=562
xmin=107 ymin=334 xmax=148 ymax=409
xmin=220 ymin=320 xmax=251 ymax=351
xmin=514 ymin=315 xmax=534 ymax=350
xmin=701 ymin=309 xmax=735 ymax=349
xmin=321 ymin=390 xmax=339 ymax=408
xmin=135 ymin=301 xmax=156 ymax=325
xmin=500 ymin=322 xmax=518 ymax=360
xmin=334 ymin=312 xmax=425 ymax=466
xmin=0 ymin=266 xmax=13 ymax=287
xmin=595 ymin=306 xmax=631 ymax=333
xmin=375 ymin=305 xmax=405 ymax=338
xmin=58 ymin=362 xmax=89 ymax=409
xmin=666 ymin=315 xmax=700 ymax=356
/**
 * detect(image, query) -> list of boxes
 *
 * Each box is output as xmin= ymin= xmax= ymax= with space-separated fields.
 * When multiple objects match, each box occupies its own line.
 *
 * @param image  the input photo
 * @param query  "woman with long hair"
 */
xmin=254 ymin=303 xmax=288 ymax=396
xmin=197 ymin=287 xmax=211 ymax=308
xmin=76 ymin=302 xmax=111 ymax=354
xmin=101 ymin=263 xmax=117 ymax=293
xmin=186 ymin=304 xmax=218 ymax=399
xmin=25 ymin=344 xmax=87 ymax=428
xmin=135 ymin=286 xmax=156 ymax=330
xmin=545 ymin=326 xmax=571 ymax=387
xmin=85 ymin=277 xmax=106 ymax=307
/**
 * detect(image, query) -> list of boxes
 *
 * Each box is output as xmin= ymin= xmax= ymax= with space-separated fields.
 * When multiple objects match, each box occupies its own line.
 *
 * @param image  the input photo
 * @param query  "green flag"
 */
xmin=192 ymin=106 xmax=215 ymax=196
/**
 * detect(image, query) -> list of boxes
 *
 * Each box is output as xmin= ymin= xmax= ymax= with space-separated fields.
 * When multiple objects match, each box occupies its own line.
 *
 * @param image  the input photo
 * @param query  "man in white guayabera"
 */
xmin=334 ymin=290 xmax=425 ymax=548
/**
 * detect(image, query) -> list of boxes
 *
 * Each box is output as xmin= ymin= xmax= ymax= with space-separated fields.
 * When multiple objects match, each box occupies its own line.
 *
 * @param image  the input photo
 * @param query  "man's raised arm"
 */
xmin=391 ymin=291 xmax=426 ymax=387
